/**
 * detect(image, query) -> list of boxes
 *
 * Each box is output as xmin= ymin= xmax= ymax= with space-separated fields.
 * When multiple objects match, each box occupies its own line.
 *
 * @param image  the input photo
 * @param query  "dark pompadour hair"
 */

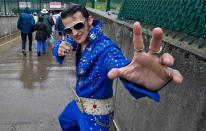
xmin=61 ymin=4 xmax=89 ymax=19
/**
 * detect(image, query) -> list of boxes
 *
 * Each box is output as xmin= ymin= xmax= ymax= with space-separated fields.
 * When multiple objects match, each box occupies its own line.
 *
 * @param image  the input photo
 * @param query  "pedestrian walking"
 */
xmin=55 ymin=14 xmax=66 ymax=40
xmin=52 ymin=13 xmax=59 ymax=33
xmin=33 ymin=16 xmax=49 ymax=56
xmin=52 ymin=4 xmax=183 ymax=131
xmin=52 ymin=12 xmax=59 ymax=24
xmin=39 ymin=9 xmax=54 ymax=38
xmin=17 ymin=7 xmax=35 ymax=56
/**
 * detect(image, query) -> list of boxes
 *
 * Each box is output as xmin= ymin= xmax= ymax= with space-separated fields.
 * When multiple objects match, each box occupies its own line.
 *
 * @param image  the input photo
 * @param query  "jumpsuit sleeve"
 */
xmin=102 ymin=45 xmax=163 ymax=102
xmin=52 ymin=37 xmax=77 ymax=64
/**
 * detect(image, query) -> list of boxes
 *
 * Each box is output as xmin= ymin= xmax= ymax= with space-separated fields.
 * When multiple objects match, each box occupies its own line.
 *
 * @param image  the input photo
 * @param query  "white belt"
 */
xmin=73 ymin=90 xmax=114 ymax=115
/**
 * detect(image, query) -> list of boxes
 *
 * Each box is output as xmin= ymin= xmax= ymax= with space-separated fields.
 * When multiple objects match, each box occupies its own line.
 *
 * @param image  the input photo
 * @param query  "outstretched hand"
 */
xmin=108 ymin=22 xmax=183 ymax=91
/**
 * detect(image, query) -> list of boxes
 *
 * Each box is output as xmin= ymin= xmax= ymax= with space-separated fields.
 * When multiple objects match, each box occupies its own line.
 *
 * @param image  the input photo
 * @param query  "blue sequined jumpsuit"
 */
xmin=52 ymin=20 xmax=159 ymax=131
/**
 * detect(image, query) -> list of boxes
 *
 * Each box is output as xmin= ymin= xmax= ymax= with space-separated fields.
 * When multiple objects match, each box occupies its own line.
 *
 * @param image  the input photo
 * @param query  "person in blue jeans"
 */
xmin=33 ymin=16 xmax=49 ymax=56
xmin=17 ymin=7 xmax=35 ymax=56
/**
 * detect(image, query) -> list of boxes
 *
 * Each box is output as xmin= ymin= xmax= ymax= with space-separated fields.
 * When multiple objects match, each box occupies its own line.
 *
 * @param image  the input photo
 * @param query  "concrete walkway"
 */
xmin=0 ymin=34 xmax=116 ymax=131
xmin=0 ymin=34 xmax=76 ymax=130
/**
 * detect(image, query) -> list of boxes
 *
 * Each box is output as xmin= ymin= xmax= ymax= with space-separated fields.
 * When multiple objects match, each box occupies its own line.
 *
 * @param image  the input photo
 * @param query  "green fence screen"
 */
xmin=118 ymin=0 xmax=206 ymax=47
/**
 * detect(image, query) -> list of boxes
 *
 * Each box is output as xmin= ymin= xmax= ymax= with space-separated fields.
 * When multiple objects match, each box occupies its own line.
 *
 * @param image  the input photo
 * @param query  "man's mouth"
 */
xmin=75 ymin=35 xmax=82 ymax=40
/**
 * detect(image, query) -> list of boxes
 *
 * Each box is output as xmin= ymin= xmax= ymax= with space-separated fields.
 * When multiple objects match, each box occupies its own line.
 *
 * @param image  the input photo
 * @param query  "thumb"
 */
xmin=107 ymin=68 xmax=121 ymax=79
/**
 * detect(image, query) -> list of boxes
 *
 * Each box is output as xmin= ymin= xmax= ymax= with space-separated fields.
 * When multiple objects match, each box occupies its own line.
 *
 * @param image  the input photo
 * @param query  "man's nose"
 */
xmin=72 ymin=29 xmax=78 ymax=36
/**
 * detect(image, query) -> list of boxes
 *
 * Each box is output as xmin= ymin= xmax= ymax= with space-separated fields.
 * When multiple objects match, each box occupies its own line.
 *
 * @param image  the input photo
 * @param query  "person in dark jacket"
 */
xmin=33 ymin=16 xmax=49 ymax=56
xmin=39 ymin=9 xmax=54 ymax=38
xmin=55 ymin=15 xmax=66 ymax=40
xmin=17 ymin=7 xmax=35 ymax=56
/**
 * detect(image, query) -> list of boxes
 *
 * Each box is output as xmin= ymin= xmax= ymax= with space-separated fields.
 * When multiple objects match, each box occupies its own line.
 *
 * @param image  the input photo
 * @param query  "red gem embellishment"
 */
xmin=93 ymin=105 xmax=97 ymax=109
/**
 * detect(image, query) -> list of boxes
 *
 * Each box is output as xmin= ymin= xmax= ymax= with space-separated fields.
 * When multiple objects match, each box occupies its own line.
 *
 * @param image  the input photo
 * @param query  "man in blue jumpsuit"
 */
xmin=52 ymin=4 xmax=183 ymax=131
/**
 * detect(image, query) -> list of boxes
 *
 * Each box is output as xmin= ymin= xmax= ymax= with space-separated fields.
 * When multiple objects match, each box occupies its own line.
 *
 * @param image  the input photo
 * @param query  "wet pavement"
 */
xmin=0 ymin=34 xmax=116 ymax=131
xmin=0 ymin=34 xmax=76 ymax=131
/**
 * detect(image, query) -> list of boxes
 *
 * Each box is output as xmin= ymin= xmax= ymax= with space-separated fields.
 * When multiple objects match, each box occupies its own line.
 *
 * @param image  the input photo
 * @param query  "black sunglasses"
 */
xmin=64 ymin=19 xmax=88 ymax=35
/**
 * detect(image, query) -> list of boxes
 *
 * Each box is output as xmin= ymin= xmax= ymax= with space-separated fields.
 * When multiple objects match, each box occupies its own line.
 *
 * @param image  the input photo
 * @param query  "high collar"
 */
xmin=88 ymin=20 xmax=103 ymax=44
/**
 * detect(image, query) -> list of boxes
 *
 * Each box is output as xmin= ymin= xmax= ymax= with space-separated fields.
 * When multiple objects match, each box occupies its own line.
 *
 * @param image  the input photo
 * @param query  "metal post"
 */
xmin=17 ymin=0 xmax=19 ymax=15
xmin=106 ymin=0 xmax=111 ymax=12
xmin=32 ymin=0 xmax=34 ymax=13
xmin=92 ymin=0 xmax=95 ymax=8
xmin=37 ymin=0 xmax=39 ymax=11
xmin=40 ymin=0 xmax=41 ymax=11
xmin=4 ymin=0 xmax=6 ymax=15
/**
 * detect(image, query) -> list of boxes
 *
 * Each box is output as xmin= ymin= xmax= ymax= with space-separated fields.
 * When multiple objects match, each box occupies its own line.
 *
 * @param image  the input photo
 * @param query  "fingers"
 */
xmin=107 ymin=68 xmax=121 ymax=79
xmin=58 ymin=47 xmax=65 ymax=56
xmin=68 ymin=46 xmax=73 ymax=53
xmin=133 ymin=22 xmax=145 ymax=52
xmin=58 ymin=41 xmax=73 ymax=56
xmin=168 ymin=68 xmax=183 ymax=84
xmin=161 ymin=54 xmax=183 ymax=84
xmin=149 ymin=28 xmax=163 ymax=54
xmin=160 ymin=53 xmax=174 ymax=66
xmin=172 ymin=70 xmax=183 ymax=84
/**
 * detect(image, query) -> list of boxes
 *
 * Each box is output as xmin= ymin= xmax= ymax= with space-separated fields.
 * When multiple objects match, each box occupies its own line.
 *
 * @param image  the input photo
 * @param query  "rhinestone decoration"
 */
xmin=79 ymin=68 xmax=84 ymax=74
xmin=87 ymin=47 xmax=92 ymax=52
xmin=90 ymin=33 xmax=96 ymax=40
xmin=82 ymin=58 xmax=86 ymax=63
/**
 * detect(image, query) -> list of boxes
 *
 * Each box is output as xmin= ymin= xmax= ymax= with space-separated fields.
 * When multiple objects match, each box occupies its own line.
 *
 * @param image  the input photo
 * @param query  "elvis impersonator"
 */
xmin=52 ymin=4 xmax=183 ymax=131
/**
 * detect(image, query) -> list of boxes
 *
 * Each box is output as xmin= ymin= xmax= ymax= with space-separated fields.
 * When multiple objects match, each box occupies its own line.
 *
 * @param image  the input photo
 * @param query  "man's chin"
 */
xmin=75 ymin=38 xmax=84 ymax=44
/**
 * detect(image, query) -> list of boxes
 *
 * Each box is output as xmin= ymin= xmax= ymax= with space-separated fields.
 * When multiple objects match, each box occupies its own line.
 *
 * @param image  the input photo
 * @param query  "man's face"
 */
xmin=62 ymin=11 xmax=92 ymax=44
